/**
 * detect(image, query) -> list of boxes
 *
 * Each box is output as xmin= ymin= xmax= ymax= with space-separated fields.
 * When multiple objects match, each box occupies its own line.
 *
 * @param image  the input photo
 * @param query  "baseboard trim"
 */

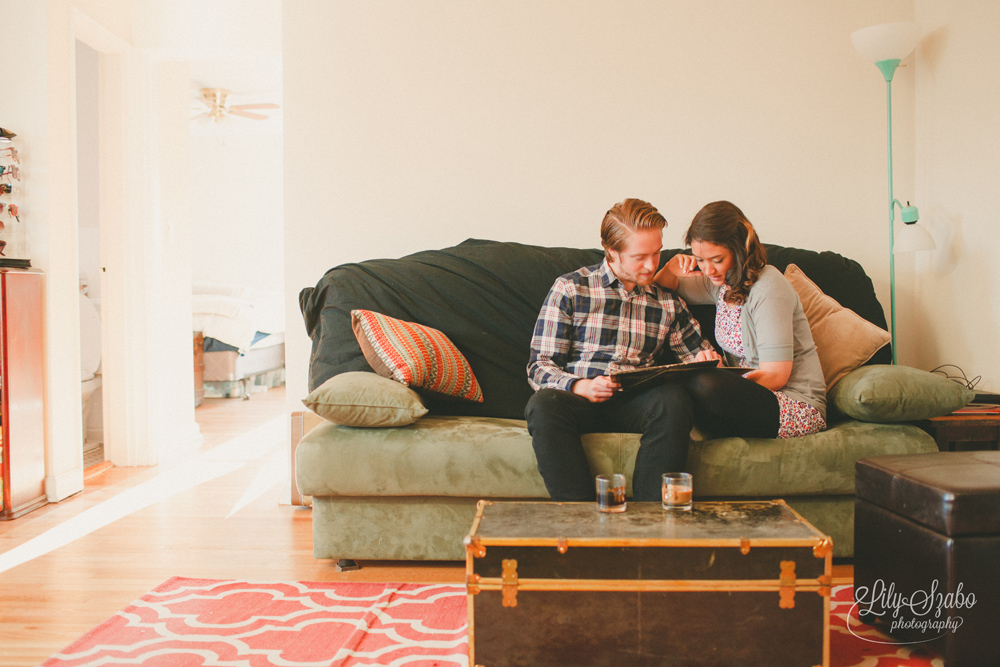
xmin=45 ymin=467 xmax=85 ymax=503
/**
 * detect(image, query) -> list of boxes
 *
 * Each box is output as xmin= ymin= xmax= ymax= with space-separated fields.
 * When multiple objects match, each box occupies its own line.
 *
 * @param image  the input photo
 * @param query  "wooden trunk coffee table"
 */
xmin=465 ymin=499 xmax=833 ymax=667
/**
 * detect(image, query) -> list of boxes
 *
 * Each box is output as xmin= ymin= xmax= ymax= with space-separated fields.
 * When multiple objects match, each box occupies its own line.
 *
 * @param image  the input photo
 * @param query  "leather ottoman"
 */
xmin=854 ymin=452 xmax=1000 ymax=666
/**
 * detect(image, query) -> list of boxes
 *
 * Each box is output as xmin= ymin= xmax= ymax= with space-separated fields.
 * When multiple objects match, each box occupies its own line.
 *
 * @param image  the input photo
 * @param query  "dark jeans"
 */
xmin=525 ymin=383 xmax=694 ymax=502
xmin=684 ymin=369 xmax=780 ymax=439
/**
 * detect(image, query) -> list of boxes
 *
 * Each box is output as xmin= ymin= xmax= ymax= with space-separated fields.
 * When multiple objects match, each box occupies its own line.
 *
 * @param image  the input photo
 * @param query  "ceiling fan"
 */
xmin=192 ymin=88 xmax=279 ymax=122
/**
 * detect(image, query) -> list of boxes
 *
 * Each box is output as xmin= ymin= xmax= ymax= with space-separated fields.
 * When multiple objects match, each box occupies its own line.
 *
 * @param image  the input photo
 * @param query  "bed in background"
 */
xmin=192 ymin=283 xmax=285 ymax=400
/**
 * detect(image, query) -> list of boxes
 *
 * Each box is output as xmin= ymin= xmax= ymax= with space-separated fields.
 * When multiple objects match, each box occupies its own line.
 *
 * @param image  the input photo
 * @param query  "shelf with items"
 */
xmin=0 ymin=132 xmax=30 ymax=268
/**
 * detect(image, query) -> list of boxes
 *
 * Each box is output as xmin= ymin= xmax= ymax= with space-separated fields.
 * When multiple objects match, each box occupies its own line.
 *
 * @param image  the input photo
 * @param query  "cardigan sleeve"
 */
xmin=676 ymin=275 xmax=719 ymax=305
xmin=744 ymin=269 xmax=798 ymax=363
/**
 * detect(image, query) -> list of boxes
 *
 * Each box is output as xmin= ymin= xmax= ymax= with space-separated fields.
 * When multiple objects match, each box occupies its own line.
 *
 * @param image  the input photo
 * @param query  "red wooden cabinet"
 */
xmin=0 ymin=269 xmax=47 ymax=520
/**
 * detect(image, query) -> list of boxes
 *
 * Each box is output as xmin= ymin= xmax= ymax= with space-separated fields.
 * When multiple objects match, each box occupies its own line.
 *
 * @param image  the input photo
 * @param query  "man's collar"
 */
xmin=599 ymin=258 xmax=659 ymax=296
xmin=598 ymin=259 xmax=618 ymax=288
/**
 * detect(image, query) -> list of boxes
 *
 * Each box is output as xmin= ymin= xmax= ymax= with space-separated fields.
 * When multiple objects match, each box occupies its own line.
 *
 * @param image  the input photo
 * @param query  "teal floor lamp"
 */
xmin=852 ymin=21 xmax=936 ymax=365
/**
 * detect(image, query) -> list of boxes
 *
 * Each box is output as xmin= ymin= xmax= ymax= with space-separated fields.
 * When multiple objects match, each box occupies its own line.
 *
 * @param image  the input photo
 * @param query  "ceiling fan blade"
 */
xmin=228 ymin=109 xmax=270 ymax=120
xmin=190 ymin=112 xmax=212 ymax=120
xmin=230 ymin=103 xmax=279 ymax=111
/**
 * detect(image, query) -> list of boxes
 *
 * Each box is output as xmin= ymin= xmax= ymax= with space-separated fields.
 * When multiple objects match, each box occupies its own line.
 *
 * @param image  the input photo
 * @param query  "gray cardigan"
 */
xmin=677 ymin=265 xmax=826 ymax=418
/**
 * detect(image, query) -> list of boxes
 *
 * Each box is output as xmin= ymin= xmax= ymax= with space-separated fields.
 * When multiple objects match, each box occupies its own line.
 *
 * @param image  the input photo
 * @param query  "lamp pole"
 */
xmin=854 ymin=23 xmax=933 ymax=367
xmin=877 ymin=58 xmax=902 ymax=365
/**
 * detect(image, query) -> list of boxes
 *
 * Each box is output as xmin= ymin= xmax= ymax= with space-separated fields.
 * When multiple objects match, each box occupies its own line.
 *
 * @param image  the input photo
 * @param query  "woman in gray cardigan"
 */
xmin=654 ymin=201 xmax=826 ymax=439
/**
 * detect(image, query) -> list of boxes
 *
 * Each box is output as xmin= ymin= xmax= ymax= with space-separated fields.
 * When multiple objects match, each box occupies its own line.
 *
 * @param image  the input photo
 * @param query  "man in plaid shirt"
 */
xmin=526 ymin=199 xmax=719 ymax=502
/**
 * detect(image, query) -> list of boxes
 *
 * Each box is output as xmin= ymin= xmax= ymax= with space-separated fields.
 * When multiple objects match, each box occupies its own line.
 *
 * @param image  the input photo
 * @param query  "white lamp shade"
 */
xmin=894 ymin=223 xmax=936 ymax=254
xmin=851 ymin=21 xmax=919 ymax=63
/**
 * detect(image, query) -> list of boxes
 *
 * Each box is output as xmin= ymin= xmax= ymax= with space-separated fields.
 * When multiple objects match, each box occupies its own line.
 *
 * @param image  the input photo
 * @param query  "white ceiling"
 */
xmin=179 ymin=0 xmax=282 ymax=137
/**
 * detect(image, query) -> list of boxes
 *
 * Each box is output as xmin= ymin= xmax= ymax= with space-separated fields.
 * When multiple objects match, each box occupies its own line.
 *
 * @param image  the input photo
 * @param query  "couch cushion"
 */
xmin=829 ymin=364 xmax=975 ymax=422
xmin=302 ymin=371 xmax=428 ymax=427
xmin=309 ymin=495 xmax=858 ymax=560
xmin=295 ymin=416 xmax=938 ymax=499
xmin=300 ymin=240 xmax=891 ymax=420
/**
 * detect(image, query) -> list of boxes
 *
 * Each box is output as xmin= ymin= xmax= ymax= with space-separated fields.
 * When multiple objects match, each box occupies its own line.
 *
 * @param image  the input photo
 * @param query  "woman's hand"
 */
xmin=671 ymin=253 xmax=701 ymax=276
xmin=653 ymin=254 xmax=702 ymax=290
xmin=694 ymin=349 xmax=722 ymax=364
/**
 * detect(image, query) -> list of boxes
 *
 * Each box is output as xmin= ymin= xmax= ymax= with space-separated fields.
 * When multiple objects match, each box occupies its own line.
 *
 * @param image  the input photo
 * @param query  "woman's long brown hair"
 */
xmin=684 ymin=201 xmax=767 ymax=305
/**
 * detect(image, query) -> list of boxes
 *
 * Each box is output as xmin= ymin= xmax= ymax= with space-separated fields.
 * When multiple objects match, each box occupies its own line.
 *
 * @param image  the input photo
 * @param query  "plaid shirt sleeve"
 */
xmin=666 ymin=294 xmax=717 ymax=363
xmin=527 ymin=279 xmax=581 ymax=392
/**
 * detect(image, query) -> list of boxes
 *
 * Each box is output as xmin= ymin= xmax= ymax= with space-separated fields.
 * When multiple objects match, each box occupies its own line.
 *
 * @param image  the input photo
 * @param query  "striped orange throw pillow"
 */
xmin=351 ymin=310 xmax=484 ymax=403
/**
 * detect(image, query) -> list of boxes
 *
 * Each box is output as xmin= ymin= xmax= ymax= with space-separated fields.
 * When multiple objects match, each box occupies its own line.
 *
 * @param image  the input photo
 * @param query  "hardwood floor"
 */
xmin=0 ymin=387 xmax=462 ymax=667
xmin=0 ymin=386 xmax=853 ymax=665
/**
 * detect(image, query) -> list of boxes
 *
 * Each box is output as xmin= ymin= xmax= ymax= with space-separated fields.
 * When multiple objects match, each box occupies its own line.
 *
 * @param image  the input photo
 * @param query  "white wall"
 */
xmin=76 ymin=39 xmax=101 ymax=301
xmin=189 ymin=133 xmax=285 ymax=297
xmin=2 ymin=1 xmax=50 ymax=266
xmin=912 ymin=0 xmax=1000 ymax=392
xmin=148 ymin=60 xmax=200 ymax=459
xmin=283 ymin=0 xmax=918 ymax=412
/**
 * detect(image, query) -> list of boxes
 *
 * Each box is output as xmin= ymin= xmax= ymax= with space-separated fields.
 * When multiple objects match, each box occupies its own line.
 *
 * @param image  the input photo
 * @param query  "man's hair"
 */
xmin=684 ymin=200 xmax=767 ymax=305
xmin=601 ymin=199 xmax=666 ymax=256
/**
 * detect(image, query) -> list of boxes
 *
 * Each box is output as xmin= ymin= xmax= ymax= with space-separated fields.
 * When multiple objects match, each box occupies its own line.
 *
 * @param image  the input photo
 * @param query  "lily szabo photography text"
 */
xmin=854 ymin=578 xmax=977 ymax=638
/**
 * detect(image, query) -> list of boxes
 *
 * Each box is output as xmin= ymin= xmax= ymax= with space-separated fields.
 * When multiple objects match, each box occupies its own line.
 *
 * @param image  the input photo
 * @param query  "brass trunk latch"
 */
xmin=557 ymin=537 xmax=568 ymax=554
xmin=739 ymin=538 xmax=751 ymax=555
xmin=469 ymin=536 xmax=486 ymax=559
xmin=817 ymin=574 xmax=832 ymax=598
xmin=501 ymin=559 xmax=518 ymax=608
xmin=467 ymin=573 xmax=481 ymax=595
xmin=779 ymin=560 xmax=796 ymax=609
xmin=813 ymin=536 xmax=833 ymax=559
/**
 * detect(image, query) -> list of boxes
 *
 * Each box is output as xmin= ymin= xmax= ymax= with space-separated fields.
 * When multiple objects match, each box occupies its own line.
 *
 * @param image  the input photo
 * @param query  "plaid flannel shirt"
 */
xmin=527 ymin=260 xmax=715 ymax=392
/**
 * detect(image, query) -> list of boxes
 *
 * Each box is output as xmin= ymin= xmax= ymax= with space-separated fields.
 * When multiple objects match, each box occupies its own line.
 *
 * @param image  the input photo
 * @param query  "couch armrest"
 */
xmin=290 ymin=410 xmax=325 ymax=506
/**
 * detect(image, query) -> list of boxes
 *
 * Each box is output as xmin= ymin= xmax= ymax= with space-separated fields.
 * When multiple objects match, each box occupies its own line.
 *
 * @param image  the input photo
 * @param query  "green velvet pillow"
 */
xmin=829 ymin=365 xmax=974 ymax=423
xmin=303 ymin=372 xmax=428 ymax=427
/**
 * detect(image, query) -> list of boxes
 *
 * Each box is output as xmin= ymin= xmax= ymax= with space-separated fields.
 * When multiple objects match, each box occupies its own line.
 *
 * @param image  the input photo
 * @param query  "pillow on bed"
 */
xmin=303 ymin=372 xmax=428 ymax=427
xmin=784 ymin=264 xmax=891 ymax=390
xmin=828 ymin=365 xmax=974 ymax=422
xmin=351 ymin=310 xmax=484 ymax=403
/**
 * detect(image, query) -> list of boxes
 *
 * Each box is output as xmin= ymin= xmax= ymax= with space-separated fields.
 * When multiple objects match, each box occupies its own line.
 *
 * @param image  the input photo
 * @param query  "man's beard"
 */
xmin=619 ymin=268 xmax=653 ymax=287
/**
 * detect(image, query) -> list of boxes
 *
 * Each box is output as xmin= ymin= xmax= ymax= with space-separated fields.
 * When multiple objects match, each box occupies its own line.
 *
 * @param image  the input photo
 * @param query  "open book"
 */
xmin=608 ymin=359 xmax=751 ymax=391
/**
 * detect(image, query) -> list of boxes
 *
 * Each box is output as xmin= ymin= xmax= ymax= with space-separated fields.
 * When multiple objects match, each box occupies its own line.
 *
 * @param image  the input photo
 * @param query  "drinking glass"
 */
xmin=595 ymin=474 xmax=627 ymax=513
xmin=662 ymin=472 xmax=693 ymax=511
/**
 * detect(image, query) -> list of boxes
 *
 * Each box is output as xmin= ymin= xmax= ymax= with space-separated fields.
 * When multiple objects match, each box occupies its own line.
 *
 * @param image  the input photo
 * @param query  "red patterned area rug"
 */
xmin=44 ymin=578 xmax=469 ymax=667
xmin=45 ymin=579 xmax=943 ymax=667
xmin=831 ymin=584 xmax=943 ymax=667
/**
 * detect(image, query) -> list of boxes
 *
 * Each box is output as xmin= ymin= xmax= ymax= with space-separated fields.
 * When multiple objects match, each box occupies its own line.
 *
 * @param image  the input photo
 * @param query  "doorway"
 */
xmin=75 ymin=39 xmax=105 ymax=471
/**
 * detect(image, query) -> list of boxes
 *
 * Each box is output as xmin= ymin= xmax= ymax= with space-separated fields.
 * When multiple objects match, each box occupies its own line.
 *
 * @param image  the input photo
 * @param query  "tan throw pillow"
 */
xmin=303 ymin=372 xmax=428 ymax=427
xmin=783 ymin=263 xmax=891 ymax=390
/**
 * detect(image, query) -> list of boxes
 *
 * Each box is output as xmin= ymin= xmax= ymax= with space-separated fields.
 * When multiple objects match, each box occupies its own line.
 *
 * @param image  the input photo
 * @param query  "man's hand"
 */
xmin=694 ymin=349 xmax=722 ymax=364
xmin=572 ymin=376 xmax=621 ymax=403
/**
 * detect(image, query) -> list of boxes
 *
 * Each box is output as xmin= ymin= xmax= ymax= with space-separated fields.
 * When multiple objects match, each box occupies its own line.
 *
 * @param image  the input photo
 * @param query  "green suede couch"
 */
xmin=294 ymin=240 xmax=957 ymax=561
